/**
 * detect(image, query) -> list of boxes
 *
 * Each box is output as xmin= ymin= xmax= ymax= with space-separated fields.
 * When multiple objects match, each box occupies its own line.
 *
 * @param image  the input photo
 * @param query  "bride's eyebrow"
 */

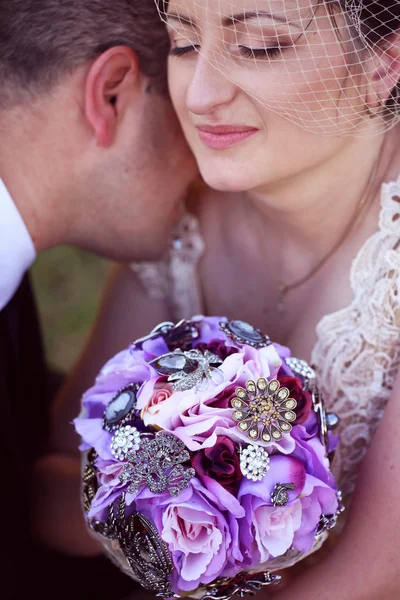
xmin=166 ymin=13 xmax=198 ymax=28
xmin=166 ymin=10 xmax=301 ymax=30
xmin=224 ymin=11 xmax=301 ymax=29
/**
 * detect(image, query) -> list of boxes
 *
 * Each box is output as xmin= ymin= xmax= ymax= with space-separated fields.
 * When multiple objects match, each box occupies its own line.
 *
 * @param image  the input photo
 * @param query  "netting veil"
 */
xmin=155 ymin=0 xmax=400 ymax=135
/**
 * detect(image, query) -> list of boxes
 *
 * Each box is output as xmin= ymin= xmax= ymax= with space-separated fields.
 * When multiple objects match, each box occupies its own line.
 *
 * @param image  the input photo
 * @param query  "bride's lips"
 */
xmin=196 ymin=125 xmax=259 ymax=149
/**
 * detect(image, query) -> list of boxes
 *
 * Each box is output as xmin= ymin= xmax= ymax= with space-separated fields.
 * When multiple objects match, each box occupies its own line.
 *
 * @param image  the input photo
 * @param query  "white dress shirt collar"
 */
xmin=0 ymin=178 xmax=36 ymax=311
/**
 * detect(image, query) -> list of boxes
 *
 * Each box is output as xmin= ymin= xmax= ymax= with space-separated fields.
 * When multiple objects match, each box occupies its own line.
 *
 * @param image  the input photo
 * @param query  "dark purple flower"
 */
xmin=207 ymin=383 xmax=238 ymax=409
xmin=278 ymin=376 xmax=313 ymax=424
xmin=192 ymin=436 xmax=242 ymax=495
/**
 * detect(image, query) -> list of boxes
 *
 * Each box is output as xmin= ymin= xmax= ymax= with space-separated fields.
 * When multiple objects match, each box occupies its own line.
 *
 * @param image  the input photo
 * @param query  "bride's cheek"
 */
xmin=168 ymin=61 xmax=192 ymax=117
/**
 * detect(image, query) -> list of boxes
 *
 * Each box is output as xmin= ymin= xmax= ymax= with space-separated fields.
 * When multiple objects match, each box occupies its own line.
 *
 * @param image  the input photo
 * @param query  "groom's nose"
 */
xmin=185 ymin=53 xmax=237 ymax=116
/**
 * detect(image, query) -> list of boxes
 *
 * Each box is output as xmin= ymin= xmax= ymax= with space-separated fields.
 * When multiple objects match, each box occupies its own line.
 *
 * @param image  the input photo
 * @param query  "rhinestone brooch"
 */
xmin=103 ymin=383 xmax=140 ymax=432
xmin=150 ymin=348 xmax=223 ymax=392
xmin=285 ymin=357 xmax=316 ymax=388
xmin=119 ymin=432 xmax=195 ymax=497
xmin=220 ymin=320 xmax=271 ymax=348
xmin=231 ymin=378 xmax=297 ymax=443
xmin=240 ymin=445 xmax=270 ymax=481
xmin=111 ymin=425 xmax=141 ymax=461
xmin=271 ymin=483 xmax=296 ymax=507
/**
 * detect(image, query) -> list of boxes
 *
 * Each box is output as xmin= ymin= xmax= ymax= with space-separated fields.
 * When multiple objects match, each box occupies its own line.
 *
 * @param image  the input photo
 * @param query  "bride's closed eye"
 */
xmin=169 ymin=44 xmax=200 ymax=57
xmin=169 ymin=43 xmax=286 ymax=60
xmin=238 ymin=45 xmax=284 ymax=59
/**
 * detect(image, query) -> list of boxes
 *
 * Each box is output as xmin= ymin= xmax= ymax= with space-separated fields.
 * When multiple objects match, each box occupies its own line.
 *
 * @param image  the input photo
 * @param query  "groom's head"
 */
xmin=0 ymin=0 xmax=195 ymax=260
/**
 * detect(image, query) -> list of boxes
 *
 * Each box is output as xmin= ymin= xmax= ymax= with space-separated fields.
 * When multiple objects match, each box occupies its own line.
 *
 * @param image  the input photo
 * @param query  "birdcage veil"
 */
xmin=155 ymin=0 xmax=400 ymax=135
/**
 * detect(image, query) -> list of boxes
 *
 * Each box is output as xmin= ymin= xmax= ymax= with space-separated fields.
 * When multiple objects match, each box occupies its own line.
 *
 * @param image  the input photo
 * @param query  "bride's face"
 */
xmin=166 ymin=0 xmax=368 ymax=192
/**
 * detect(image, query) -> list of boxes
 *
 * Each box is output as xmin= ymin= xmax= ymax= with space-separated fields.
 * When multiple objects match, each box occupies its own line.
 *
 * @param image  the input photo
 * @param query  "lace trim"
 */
xmin=130 ymin=212 xmax=205 ymax=317
xmin=311 ymin=175 xmax=400 ymax=501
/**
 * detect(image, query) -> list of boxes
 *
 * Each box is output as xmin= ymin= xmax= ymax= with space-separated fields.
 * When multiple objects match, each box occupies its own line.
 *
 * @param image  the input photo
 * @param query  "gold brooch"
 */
xmin=231 ymin=378 xmax=297 ymax=442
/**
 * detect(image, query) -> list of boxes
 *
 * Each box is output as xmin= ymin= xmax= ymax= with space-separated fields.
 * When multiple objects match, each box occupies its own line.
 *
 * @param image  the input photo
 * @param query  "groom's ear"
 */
xmin=84 ymin=46 xmax=140 ymax=147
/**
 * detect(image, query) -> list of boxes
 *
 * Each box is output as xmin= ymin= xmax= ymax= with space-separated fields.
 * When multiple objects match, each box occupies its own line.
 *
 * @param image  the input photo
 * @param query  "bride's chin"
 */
xmin=198 ymin=168 xmax=254 ymax=193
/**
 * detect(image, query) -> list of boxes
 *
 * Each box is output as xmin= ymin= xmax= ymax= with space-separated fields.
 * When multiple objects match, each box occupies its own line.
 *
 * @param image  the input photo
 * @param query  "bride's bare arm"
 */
xmin=267 ymin=370 xmax=400 ymax=600
xmin=32 ymin=263 xmax=170 ymax=553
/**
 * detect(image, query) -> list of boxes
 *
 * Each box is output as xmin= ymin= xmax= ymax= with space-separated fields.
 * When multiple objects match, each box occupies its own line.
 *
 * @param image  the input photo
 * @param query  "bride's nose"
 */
xmin=185 ymin=53 xmax=237 ymax=115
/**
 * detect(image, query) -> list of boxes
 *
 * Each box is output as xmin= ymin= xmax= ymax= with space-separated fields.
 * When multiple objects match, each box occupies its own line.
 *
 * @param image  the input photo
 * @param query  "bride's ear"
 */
xmin=366 ymin=33 xmax=400 ymax=111
xmin=84 ymin=46 xmax=140 ymax=147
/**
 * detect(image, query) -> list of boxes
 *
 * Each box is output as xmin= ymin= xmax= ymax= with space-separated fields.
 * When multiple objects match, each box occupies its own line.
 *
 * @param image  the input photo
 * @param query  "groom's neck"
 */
xmin=0 ymin=106 xmax=74 ymax=253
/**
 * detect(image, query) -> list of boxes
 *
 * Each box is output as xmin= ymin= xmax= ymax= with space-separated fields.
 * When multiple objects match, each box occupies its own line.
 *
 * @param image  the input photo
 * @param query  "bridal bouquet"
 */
xmin=75 ymin=316 xmax=342 ymax=599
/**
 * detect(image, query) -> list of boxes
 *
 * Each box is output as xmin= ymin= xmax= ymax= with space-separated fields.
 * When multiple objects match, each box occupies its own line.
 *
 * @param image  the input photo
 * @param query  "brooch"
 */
xmin=220 ymin=320 xmax=271 ymax=348
xmin=231 ymin=378 xmax=297 ymax=442
xmin=150 ymin=348 xmax=223 ymax=392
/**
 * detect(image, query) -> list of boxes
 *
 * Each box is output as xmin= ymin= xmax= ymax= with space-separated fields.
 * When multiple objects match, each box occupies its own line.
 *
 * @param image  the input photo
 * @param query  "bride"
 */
xmin=53 ymin=0 xmax=400 ymax=596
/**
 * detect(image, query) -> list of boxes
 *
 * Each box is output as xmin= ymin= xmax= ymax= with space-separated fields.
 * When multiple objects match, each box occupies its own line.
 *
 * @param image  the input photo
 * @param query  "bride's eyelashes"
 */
xmin=169 ymin=44 xmax=200 ymax=57
xmin=169 ymin=43 xmax=286 ymax=60
xmin=238 ymin=45 xmax=283 ymax=59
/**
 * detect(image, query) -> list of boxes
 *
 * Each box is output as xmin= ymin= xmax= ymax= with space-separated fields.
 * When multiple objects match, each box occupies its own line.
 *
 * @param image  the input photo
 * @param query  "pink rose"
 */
xmin=150 ymin=485 xmax=231 ymax=592
xmin=252 ymin=502 xmax=302 ymax=561
xmin=141 ymin=379 xmax=173 ymax=425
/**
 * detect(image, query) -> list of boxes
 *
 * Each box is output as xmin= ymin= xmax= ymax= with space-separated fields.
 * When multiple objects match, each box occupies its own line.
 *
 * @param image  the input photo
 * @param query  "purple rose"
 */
xmin=196 ymin=316 xmax=229 ymax=344
xmin=192 ymin=436 xmax=242 ymax=495
xmin=237 ymin=454 xmax=338 ymax=564
xmin=136 ymin=483 xmax=233 ymax=593
xmin=237 ymin=455 xmax=306 ymax=564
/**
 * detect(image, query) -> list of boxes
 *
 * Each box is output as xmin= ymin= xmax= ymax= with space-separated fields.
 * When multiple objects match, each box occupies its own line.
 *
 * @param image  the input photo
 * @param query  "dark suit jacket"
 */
xmin=0 ymin=275 xmax=48 ymax=597
xmin=0 ymin=276 xmax=134 ymax=599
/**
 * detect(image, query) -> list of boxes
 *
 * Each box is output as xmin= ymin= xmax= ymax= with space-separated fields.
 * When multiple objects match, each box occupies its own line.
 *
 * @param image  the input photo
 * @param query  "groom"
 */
xmin=0 ymin=1 xmax=194 ymax=598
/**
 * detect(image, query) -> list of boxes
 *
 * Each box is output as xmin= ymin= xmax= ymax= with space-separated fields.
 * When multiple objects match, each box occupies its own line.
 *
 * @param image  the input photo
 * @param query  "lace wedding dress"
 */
xmin=131 ymin=176 xmax=400 ymax=504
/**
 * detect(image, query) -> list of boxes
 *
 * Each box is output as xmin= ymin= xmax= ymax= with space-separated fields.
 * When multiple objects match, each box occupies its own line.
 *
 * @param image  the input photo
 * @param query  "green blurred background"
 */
xmin=31 ymin=247 xmax=111 ymax=373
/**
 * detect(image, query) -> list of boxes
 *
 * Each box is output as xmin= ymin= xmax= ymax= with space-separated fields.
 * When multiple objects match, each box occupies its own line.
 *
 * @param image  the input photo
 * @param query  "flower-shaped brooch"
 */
xmin=231 ymin=378 xmax=297 ymax=442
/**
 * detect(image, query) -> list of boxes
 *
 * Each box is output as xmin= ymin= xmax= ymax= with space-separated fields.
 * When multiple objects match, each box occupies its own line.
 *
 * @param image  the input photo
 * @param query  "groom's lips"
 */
xmin=196 ymin=125 xmax=259 ymax=149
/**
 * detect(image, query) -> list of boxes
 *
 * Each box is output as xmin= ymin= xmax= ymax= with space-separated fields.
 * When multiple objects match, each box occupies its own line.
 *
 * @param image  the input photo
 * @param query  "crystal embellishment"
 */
xmin=103 ymin=384 xmax=140 ymax=432
xmin=271 ymin=483 xmax=296 ymax=507
xmin=220 ymin=320 xmax=271 ymax=348
xmin=240 ymin=445 xmax=270 ymax=481
xmin=119 ymin=432 xmax=195 ymax=497
xmin=150 ymin=349 xmax=223 ymax=392
xmin=285 ymin=357 xmax=316 ymax=385
xmin=111 ymin=425 xmax=141 ymax=461
xmin=231 ymin=378 xmax=298 ymax=443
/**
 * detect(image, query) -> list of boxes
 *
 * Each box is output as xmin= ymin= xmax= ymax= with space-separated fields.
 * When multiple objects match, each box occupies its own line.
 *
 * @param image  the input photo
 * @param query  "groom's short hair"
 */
xmin=0 ymin=0 xmax=170 ymax=107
